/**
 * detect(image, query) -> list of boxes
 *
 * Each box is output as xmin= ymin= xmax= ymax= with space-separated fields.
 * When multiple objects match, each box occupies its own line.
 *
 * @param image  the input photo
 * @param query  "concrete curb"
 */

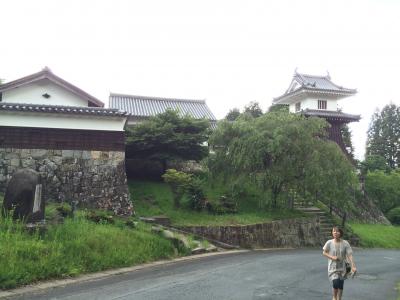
xmin=0 ymin=249 xmax=249 ymax=299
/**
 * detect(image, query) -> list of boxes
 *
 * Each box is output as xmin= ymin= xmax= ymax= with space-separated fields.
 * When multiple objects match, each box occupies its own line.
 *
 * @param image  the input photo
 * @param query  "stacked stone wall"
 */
xmin=179 ymin=217 xmax=324 ymax=248
xmin=0 ymin=148 xmax=132 ymax=216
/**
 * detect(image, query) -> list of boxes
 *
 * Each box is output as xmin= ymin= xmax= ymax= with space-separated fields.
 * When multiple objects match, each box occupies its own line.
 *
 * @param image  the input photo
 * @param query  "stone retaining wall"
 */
xmin=0 ymin=148 xmax=132 ymax=215
xmin=179 ymin=217 xmax=324 ymax=248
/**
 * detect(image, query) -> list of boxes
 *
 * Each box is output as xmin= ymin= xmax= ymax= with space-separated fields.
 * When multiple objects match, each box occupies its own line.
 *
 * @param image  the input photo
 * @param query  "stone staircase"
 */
xmin=294 ymin=202 xmax=334 ymax=244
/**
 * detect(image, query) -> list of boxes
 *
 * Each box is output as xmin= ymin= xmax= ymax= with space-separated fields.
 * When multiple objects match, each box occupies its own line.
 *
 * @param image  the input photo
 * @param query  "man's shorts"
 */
xmin=332 ymin=278 xmax=344 ymax=290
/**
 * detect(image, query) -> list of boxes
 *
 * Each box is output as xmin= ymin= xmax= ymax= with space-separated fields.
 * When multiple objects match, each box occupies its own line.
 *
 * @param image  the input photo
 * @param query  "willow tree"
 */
xmin=208 ymin=112 xmax=357 ymax=210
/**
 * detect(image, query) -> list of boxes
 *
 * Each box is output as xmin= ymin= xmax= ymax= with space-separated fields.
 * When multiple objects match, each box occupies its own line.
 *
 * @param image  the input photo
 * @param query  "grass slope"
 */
xmin=0 ymin=216 xmax=176 ymax=289
xmin=350 ymin=223 xmax=400 ymax=248
xmin=0 ymin=192 xmax=178 ymax=290
xmin=129 ymin=179 xmax=304 ymax=226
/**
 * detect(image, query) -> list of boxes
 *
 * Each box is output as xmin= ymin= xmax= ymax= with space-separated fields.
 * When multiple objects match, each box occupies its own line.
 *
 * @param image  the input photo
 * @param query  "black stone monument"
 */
xmin=2 ymin=168 xmax=45 ymax=223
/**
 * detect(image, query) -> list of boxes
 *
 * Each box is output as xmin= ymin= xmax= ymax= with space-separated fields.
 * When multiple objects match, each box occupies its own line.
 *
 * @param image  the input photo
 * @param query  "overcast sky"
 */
xmin=2 ymin=0 xmax=400 ymax=160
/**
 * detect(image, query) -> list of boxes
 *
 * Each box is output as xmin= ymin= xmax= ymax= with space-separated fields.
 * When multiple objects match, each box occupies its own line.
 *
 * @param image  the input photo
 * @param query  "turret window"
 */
xmin=295 ymin=102 xmax=301 ymax=112
xmin=318 ymin=100 xmax=327 ymax=110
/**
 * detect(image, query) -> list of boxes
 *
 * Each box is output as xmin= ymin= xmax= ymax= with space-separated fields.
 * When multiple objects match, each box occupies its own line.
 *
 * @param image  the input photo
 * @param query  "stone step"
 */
xmin=319 ymin=220 xmax=332 ymax=224
xmin=320 ymin=225 xmax=333 ymax=229
xmin=296 ymin=208 xmax=323 ymax=212
xmin=302 ymin=211 xmax=326 ymax=215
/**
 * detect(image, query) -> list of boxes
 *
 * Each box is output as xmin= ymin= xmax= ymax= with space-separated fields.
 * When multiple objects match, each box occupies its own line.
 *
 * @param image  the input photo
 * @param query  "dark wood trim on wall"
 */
xmin=327 ymin=121 xmax=346 ymax=153
xmin=0 ymin=126 xmax=125 ymax=151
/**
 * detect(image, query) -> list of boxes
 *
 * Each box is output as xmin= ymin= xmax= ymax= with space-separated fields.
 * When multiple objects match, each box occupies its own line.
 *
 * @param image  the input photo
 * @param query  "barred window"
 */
xmin=318 ymin=100 xmax=327 ymax=110
xmin=295 ymin=102 xmax=301 ymax=112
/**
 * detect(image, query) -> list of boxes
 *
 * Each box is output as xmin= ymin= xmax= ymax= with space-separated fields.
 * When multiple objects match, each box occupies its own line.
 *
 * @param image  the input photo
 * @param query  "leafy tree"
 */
xmin=225 ymin=108 xmax=241 ymax=121
xmin=208 ymin=111 xmax=357 ymax=212
xmin=366 ymin=104 xmax=400 ymax=169
xmin=126 ymin=109 xmax=210 ymax=172
xmin=364 ymin=170 xmax=400 ymax=213
xmin=360 ymin=155 xmax=389 ymax=174
xmin=315 ymin=141 xmax=358 ymax=221
xmin=243 ymin=101 xmax=263 ymax=118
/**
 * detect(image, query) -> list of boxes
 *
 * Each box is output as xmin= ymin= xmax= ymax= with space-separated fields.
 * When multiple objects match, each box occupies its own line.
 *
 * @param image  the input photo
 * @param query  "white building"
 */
xmin=0 ymin=67 xmax=132 ymax=215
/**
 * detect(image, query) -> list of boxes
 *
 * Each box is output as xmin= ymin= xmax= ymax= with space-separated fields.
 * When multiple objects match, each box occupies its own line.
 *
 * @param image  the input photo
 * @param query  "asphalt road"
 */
xmin=11 ymin=249 xmax=400 ymax=300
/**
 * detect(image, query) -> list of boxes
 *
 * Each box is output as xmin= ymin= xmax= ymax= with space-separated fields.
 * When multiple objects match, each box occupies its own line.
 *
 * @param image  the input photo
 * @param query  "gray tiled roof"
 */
xmin=292 ymin=73 xmax=356 ymax=93
xmin=0 ymin=102 xmax=126 ymax=116
xmin=109 ymin=93 xmax=216 ymax=121
xmin=273 ymin=72 xmax=357 ymax=104
xmin=301 ymin=109 xmax=360 ymax=122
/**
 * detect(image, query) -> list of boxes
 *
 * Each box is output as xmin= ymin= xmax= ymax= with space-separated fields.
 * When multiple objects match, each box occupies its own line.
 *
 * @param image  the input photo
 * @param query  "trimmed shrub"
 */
xmin=187 ymin=179 xmax=206 ymax=211
xmin=387 ymin=207 xmax=400 ymax=225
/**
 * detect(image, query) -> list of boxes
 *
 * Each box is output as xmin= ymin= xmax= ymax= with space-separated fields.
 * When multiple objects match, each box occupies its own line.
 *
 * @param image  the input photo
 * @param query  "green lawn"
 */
xmin=350 ymin=223 xmax=400 ymax=248
xmin=129 ymin=179 xmax=305 ymax=226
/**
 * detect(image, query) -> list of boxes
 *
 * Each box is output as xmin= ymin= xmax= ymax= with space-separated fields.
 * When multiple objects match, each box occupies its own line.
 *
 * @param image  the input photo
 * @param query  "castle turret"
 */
xmin=273 ymin=71 xmax=360 ymax=154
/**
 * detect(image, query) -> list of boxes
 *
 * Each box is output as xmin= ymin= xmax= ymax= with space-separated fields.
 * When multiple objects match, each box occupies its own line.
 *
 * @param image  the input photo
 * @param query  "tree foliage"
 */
xmin=340 ymin=124 xmax=355 ymax=159
xmin=268 ymin=104 xmax=289 ymax=113
xmin=243 ymin=101 xmax=263 ymax=118
xmin=366 ymin=104 xmax=400 ymax=169
xmin=208 ymin=112 xmax=357 ymax=211
xmin=387 ymin=207 xmax=400 ymax=225
xmin=162 ymin=169 xmax=192 ymax=208
xmin=225 ymin=108 xmax=241 ymax=121
xmin=360 ymin=154 xmax=390 ymax=174
xmin=126 ymin=109 xmax=211 ymax=171
xmin=364 ymin=170 xmax=400 ymax=214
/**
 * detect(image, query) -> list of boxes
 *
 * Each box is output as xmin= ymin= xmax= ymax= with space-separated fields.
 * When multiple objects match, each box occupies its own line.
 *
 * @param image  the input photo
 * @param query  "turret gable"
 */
xmin=274 ymin=71 xmax=357 ymax=105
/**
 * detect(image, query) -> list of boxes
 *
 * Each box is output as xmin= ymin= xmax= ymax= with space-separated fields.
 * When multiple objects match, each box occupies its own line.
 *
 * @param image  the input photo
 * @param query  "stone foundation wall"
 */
xmin=179 ymin=217 xmax=323 ymax=248
xmin=0 ymin=148 xmax=132 ymax=216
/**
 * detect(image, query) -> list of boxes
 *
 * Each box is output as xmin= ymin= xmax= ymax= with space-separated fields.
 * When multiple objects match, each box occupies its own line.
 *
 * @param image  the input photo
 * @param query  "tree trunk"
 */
xmin=341 ymin=211 xmax=347 ymax=228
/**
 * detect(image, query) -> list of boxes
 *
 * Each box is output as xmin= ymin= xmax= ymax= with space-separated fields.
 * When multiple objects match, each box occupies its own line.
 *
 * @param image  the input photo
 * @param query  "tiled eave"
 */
xmin=109 ymin=93 xmax=217 ymax=121
xmin=127 ymin=114 xmax=218 ymax=129
xmin=0 ymin=103 xmax=126 ymax=117
xmin=300 ymin=109 xmax=361 ymax=122
xmin=273 ymin=87 xmax=357 ymax=104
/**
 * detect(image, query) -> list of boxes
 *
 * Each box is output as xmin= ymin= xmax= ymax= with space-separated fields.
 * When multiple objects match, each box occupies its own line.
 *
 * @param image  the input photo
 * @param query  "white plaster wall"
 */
xmin=0 ymin=111 xmax=126 ymax=131
xmin=299 ymin=96 xmax=338 ymax=111
xmin=3 ymin=79 xmax=90 ymax=107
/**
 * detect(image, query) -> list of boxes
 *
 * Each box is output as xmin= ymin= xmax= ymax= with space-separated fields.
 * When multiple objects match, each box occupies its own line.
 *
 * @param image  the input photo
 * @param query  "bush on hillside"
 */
xmin=387 ymin=207 xmax=400 ymax=225
xmin=162 ymin=169 xmax=192 ymax=208
xmin=187 ymin=178 xmax=206 ymax=211
xmin=86 ymin=210 xmax=115 ymax=224
xmin=210 ymin=195 xmax=238 ymax=215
